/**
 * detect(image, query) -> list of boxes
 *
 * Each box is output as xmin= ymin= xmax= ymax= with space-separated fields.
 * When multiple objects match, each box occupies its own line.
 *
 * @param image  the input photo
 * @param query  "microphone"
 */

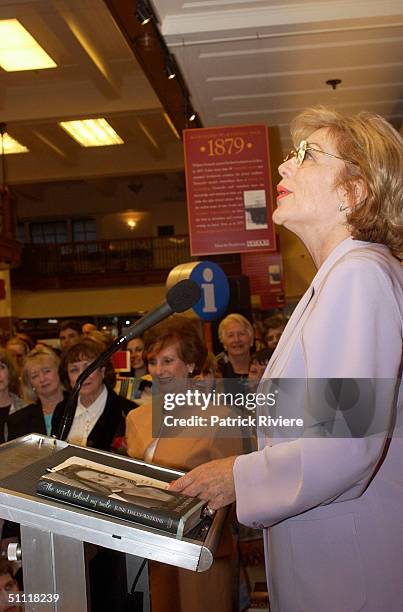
xmin=56 ymin=279 xmax=201 ymax=440
xmin=123 ymin=278 xmax=201 ymax=343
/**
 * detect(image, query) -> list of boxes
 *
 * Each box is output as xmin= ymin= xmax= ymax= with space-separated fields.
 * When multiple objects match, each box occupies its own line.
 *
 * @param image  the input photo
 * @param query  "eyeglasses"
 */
xmin=283 ymin=139 xmax=357 ymax=167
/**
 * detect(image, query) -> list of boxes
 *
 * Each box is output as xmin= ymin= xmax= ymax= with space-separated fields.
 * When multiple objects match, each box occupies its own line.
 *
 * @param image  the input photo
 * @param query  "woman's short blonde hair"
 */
xmin=291 ymin=106 xmax=403 ymax=257
xmin=22 ymin=346 xmax=61 ymax=397
xmin=218 ymin=313 xmax=254 ymax=345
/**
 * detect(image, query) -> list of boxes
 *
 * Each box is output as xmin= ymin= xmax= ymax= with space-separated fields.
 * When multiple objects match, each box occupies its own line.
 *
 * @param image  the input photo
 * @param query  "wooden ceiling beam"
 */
xmin=103 ymin=0 xmax=202 ymax=138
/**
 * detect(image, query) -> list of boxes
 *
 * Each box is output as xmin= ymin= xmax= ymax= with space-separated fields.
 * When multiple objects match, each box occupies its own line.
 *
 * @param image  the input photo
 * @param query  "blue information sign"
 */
xmin=190 ymin=261 xmax=230 ymax=321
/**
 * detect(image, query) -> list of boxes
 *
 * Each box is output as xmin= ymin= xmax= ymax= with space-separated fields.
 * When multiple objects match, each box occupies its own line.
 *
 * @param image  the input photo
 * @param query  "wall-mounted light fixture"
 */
xmin=127 ymin=219 xmax=137 ymax=230
xmin=135 ymin=0 xmax=152 ymax=26
xmin=165 ymin=55 xmax=176 ymax=80
xmin=184 ymin=98 xmax=196 ymax=125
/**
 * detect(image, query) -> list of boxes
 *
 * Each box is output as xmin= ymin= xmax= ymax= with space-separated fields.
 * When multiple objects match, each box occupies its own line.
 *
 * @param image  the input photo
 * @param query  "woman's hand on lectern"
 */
xmin=168 ymin=455 xmax=237 ymax=510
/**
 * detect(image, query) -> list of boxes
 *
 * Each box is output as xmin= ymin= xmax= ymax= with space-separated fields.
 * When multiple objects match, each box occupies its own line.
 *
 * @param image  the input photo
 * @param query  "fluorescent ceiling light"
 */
xmin=0 ymin=19 xmax=57 ymax=71
xmin=1 ymin=133 xmax=28 ymax=154
xmin=163 ymin=113 xmax=180 ymax=140
xmin=59 ymin=118 xmax=124 ymax=147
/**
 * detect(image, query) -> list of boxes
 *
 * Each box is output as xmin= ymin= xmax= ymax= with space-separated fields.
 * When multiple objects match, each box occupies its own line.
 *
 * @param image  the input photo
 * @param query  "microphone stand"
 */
xmin=55 ymin=278 xmax=201 ymax=441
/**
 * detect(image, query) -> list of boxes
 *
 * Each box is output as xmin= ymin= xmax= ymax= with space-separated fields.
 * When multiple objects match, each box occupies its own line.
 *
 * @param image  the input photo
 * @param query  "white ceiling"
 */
xmin=154 ymin=0 xmax=403 ymax=150
xmin=0 ymin=0 xmax=184 ymax=186
xmin=1 ymin=0 xmax=402 ymax=189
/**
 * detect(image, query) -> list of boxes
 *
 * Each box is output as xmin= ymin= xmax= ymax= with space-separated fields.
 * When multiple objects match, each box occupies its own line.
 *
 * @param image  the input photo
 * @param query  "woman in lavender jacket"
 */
xmin=170 ymin=107 xmax=403 ymax=611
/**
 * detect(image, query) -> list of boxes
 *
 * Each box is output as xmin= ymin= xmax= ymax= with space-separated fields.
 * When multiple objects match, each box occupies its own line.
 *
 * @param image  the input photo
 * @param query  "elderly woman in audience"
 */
xmin=216 ymin=313 xmax=254 ymax=379
xmin=22 ymin=346 xmax=65 ymax=436
xmin=51 ymin=337 xmax=134 ymax=451
xmin=126 ymin=315 xmax=244 ymax=612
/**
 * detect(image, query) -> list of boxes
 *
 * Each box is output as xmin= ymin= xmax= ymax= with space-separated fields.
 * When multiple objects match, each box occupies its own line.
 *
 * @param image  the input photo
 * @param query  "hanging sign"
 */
xmin=184 ymin=124 xmax=276 ymax=256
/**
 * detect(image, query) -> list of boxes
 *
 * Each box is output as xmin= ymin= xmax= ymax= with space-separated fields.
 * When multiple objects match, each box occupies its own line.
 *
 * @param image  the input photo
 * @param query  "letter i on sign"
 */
xmin=201 ymin=268 xmax=217 ymax=313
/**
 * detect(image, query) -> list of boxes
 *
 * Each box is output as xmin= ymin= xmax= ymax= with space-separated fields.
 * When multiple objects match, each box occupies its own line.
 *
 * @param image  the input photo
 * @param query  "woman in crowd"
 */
xmin=126 ymin=315 xmax=244 ymax=612
xmin=192 ymin=351 xmax=221 ymax=394
xmin=170 ymin=107 xmax=403 ymax=611
xmin=126 ymin=335 xmax=147 ymax=378
xmin=262 ymin=313 xmax=287 ymax=350
xmin=51 ymin=337 xmax=134 ymax=451
xmin=22 ymin=346 xmax=65 ymax=436
xmin=217 ymin=313 xmax=254 ymax=378
xmin=0 ymin=348 xmax=45 ymax=443
xmin=119 ymin=335 xmax=151 ymax=403
xmin=247 ymin=348 xmax=274 ymax=391
xmin=5 ymin=337 xmax=30 ymax=378
xmin=216 ymin=314 xmax=254 ymax=396
xmin=0 ymin=559 xmax=22 ymax=612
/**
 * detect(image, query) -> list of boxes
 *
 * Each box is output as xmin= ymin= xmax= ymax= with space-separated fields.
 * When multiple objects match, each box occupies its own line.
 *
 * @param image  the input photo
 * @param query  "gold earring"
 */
xmin=338 ymin=203 xmax=348 ymax=212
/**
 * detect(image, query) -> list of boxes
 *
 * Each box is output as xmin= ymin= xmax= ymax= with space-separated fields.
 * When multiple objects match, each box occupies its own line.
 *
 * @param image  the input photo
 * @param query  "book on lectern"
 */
xmin=36 ymin=456 xmax=205 ymax=538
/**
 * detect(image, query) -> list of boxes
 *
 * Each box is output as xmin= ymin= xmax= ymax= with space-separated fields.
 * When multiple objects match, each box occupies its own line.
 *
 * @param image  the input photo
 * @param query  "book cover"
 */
xmin=36 ymin=456 xmax=205 ymax=538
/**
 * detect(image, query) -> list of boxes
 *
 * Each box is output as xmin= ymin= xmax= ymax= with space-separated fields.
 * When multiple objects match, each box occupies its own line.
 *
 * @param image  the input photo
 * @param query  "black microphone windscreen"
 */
xmin=166 ymin=279 xmax=201 ymax=313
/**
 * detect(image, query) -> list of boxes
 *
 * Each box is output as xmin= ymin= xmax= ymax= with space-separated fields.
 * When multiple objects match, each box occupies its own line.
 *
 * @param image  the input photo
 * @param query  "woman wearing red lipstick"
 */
xmin=170 ymin=107 xmax=403 ymax=611
xmin=126 ymin=316 xmax=244 ymax=612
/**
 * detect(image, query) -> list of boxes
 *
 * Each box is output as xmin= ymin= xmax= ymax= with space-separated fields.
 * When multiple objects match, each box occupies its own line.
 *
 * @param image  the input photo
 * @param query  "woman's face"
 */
xmin=222 ymin=321 xmax=252 ymax=359
xmin=7 ymin=342 xmax=26 ymax=369
xmin=248 ymin=362 xmax=267 ymax=387
xmin=28 ymin=358 xmax=61 ymax=399
xmin=67 ymin=357 xmax=104 ymax=399
xmin=127 ymin=337 xmax=144 ymax=370
xmin=274 ymin=127 xmax=348 ymax=239
xmin=0 ymin=569 xmax=19 ymax=612
xmin=147 ymin=342 xmax=193 ymax=393
xmin=0 ymin=362 xmax=10 ymax=392
xmin=77 ymin=469 xmax=128 ymax=489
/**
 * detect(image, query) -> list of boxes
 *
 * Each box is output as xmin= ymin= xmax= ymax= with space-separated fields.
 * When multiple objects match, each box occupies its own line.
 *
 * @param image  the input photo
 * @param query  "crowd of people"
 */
xmin=0 ymin=313 xmax=282 ymax=448
xmin=0 ymin=310 xmax=282 ymax=611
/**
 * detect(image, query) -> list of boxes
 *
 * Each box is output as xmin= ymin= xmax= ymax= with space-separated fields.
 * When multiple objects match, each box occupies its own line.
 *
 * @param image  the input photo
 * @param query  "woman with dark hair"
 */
xmin=51 ymin=337 xmax=135 ymax=451
xmin=126 ymin=335 xmax=147 ymax=378
xmin=126 ymin=315 xmax=244 ymax=612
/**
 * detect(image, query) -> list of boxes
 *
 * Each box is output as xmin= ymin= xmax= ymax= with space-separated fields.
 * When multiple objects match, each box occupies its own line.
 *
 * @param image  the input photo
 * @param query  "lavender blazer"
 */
xmin=234 ymin=238 xmax=403 ymax=611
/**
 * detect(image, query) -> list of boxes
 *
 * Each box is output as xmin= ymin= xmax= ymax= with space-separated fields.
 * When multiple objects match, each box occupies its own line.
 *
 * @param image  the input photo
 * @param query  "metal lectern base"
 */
xmin=20 ymin=525 xmax=88 ymax=611
xmin=0 ymin=435 xmax=227 ymax=612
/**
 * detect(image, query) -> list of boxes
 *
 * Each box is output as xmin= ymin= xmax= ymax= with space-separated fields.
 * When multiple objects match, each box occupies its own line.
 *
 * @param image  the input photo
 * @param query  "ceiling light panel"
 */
xmin=1 ymin=133 xmax=29 ymax=154
xmin=59 ymin=119 xmax=124 ymax=147
xmin=0 ymin=19 xmax=57 ymax=71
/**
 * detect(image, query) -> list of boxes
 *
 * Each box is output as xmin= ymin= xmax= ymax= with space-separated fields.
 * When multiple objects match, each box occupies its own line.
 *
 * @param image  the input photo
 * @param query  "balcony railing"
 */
xmin=11 ymin=235 xmax=241 ymax=290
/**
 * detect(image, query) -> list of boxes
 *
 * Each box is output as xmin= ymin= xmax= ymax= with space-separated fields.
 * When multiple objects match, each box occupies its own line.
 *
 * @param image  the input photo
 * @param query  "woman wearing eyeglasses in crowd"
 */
xmin=170 ymin=107 xmax=403 ymax=611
